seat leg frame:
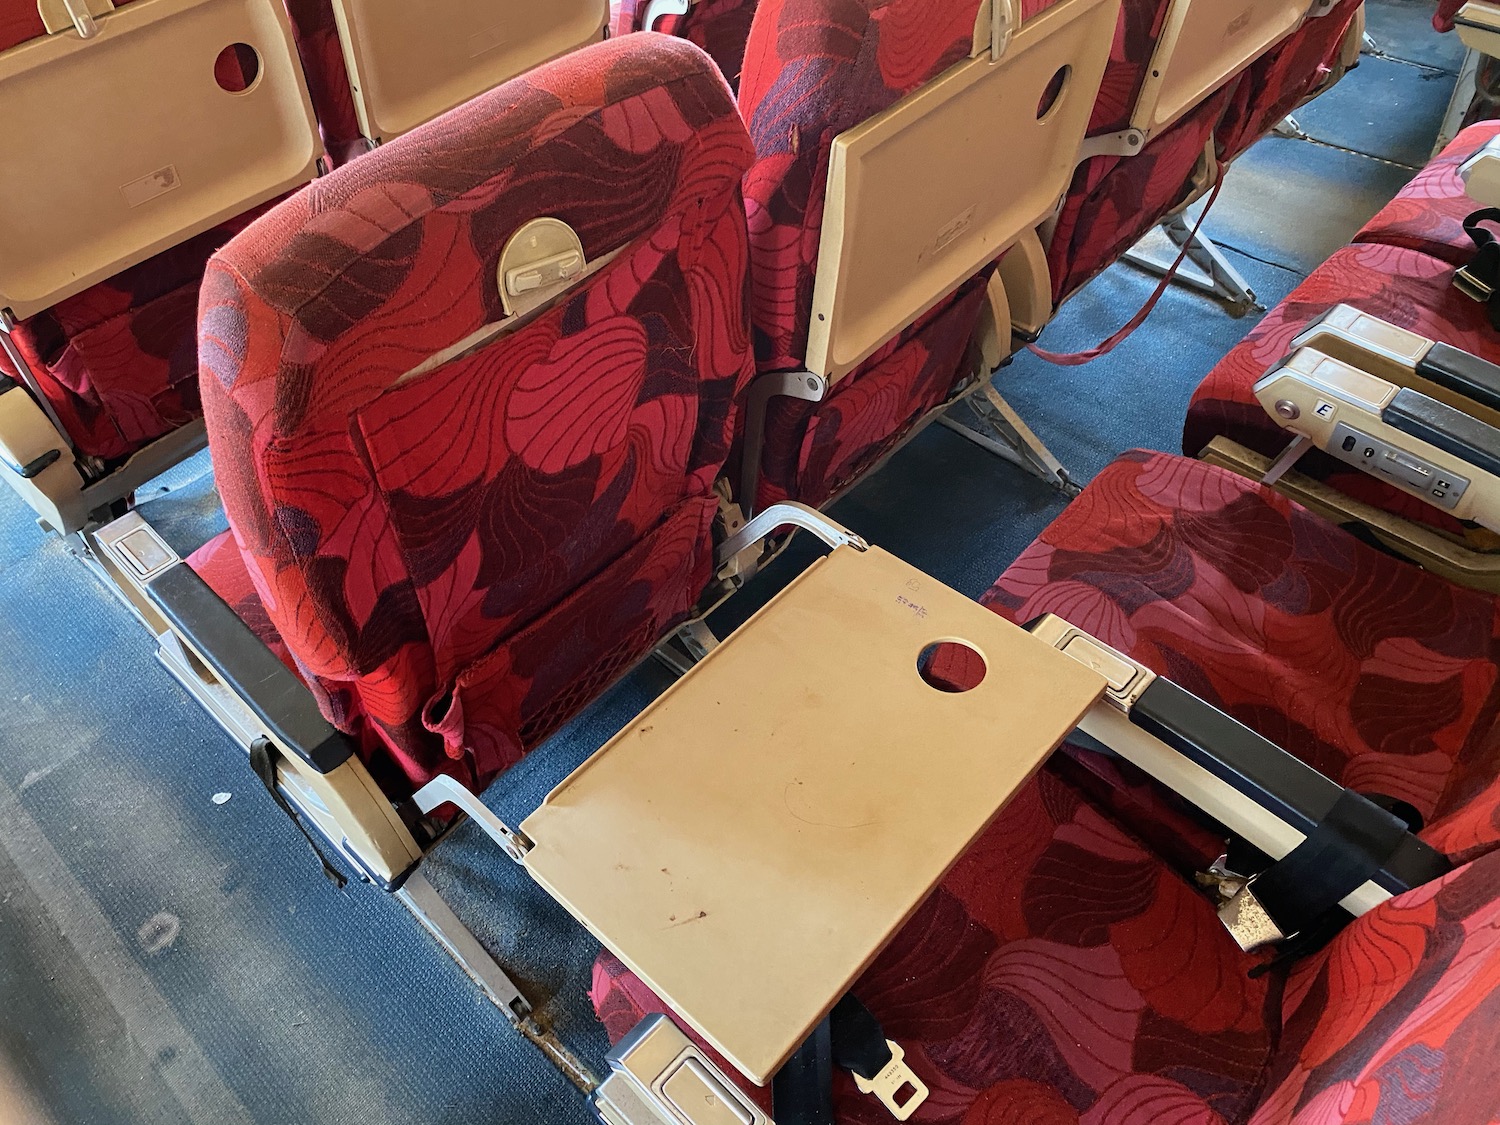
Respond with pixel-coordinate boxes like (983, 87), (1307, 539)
(1122, 213), (1262, 315)
(939, 380), (1080, 495)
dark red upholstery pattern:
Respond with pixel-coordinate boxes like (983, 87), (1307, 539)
(737, 0), (1050, 507)
(611, 0), (760, 89)
(986, 452), (1500, 856)
(1355, 121), (1500, 268)
(1182, 242), (1500, 542)
(283, 0), (368, 166)
(1435, 0), (1465, 32)
(0, 205), (276, 461)
(1048, 89), (1232, 305)
(1087, 0), (1168, 137)
(197, 34), (757, 798)
(592, 452), (1500, 1124)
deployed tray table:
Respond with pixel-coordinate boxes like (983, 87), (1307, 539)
(519, 545), (1106, 1086)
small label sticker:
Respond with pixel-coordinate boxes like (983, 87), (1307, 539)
(1314, 400), (1337, 421)
(121, 165), (180, 208)
(923, 207), (976, 260)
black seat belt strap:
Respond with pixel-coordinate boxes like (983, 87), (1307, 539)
(1456, 208), (1500, 329)
(1220, 788), (1410, 953)
(249, 737), (349, 889)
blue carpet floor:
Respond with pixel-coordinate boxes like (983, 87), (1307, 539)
(0, 19), (1459, 1124)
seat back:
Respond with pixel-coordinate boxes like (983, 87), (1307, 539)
(0, 0), (322, 322)
(804, 0), (1118, 380)
(738, 0), (1114, 377)
(612, 0), (759, 88)
(198, 34), (756, 797)
(324, 0), (609, 143)
(1130, 0), (1317, 141)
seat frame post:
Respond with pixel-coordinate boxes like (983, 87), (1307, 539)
(938, 380), (1080, 495)
(1121, 212), (1262, 315)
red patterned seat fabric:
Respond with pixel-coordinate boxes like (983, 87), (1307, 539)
(0, 206), (275, 462)
(1182, 242), (1500, 543)
(196, 34), (757, 799)
(610, 0), (760, 89)
(1047, 0), (1361, 307)
(1354, 121), (1500, 267)
(592, 452), (1500, 1123)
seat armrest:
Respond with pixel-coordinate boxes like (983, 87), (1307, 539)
(1129, 676), (1449, 899)
(1254, 348), (1500, 532)
(1455, 2), (1500, 60)
(145, 563), (356, 774)
(1030, 616), (1451, 916)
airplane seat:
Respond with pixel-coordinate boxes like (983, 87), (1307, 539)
(737, 0), (1119, 510)
(193, 32), (757, 798)
(1354, 120), (1500, 268)
(610, 0), (758, 89)
(0, 0), (323, 535)
(1045, 0), (1364, 308)
(592, 450), (1500, 1123)
(1, 203), (277, 465)
(1182, 243), (1500, 557)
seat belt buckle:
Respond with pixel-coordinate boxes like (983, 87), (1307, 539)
(851, 1040), (928, 1121)
(1454, 263), (1496, 305)
(1217, 878), (1291, 953)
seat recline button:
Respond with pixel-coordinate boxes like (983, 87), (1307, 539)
(663, 1058), (756, 1125)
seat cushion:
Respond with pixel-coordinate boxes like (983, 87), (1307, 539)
(985, 451), (1500, 860)
(187, 530), (295, 671)
(1182, 243), (1500, 542)
(593, 766), (1278, 1124)
(1354, 121), (1500, 268)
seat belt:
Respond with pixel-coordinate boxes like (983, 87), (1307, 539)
(1208, 789), (1418, 956)
(773, 995), (928, 1124)
(249, 737), (349, 889)
(1454, 207), (1500, 328)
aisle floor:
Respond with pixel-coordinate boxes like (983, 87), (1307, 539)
(0, 11), (1466, 1123)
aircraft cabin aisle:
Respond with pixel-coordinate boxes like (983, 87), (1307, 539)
(0, 3), (1479, 1123)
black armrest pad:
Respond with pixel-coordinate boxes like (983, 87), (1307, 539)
(1418, 342), (1500, 416)
(147, 563), (355, 774)
(1383, 387), (1500, 479)
(1131, 678), (1450, 896)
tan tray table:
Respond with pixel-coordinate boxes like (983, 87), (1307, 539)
(521, 545), (1105, 1085)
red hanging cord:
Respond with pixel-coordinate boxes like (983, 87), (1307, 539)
(1028, 164), (1230, 367)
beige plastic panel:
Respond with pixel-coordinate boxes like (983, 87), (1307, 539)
(330, 0), (608, 143)
(1254, 348), (1500, 533)
(1456, 1), (1500, 56)
(522, 545), (1105, 1085)
(1292, 305), (1500, 430)
(804, 0), (1119, 380)
(1201, 436), (1500, 592)
(0, 386), (208, 535)
(1132, 0), (1310, 139)
(0, 0), (320, 321)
